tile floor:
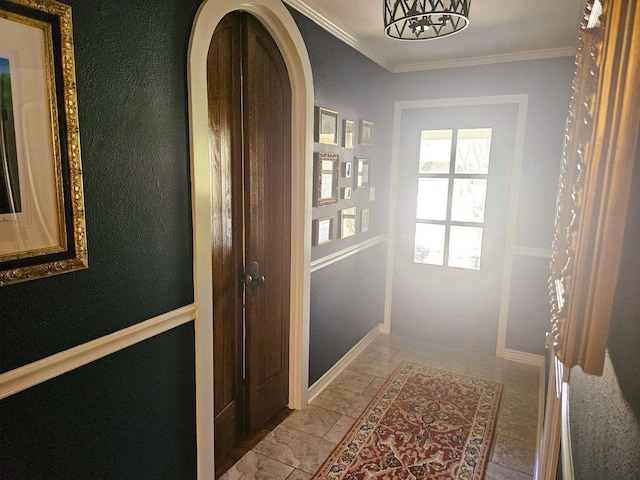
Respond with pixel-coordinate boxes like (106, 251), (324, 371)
(220, 334), (541, 480)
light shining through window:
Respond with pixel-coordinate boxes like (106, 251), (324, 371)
(413, 128), (492, 270)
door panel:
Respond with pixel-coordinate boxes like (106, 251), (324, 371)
(208, 11), (291, 465)
(243, 14), (291, 432)
(208, 14), (244, 463)
(392, 104), (518, 353)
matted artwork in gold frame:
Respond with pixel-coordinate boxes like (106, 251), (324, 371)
(343, 119), (354, 148)
(340, 207), (357, 239)
(0, 0), (87, 286)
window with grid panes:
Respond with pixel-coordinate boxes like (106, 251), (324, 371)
(413, 128), (492, 270)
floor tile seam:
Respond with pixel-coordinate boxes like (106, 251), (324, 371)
(250, 443), (323, 476)
(277, 422), (342, 445)
(495, 430), (538, 447)
(286, 470), (311, 480)
(491, 459), (535, 476)
(284, 406), (343, 441)
(341, 367), (378, 391)
(284, 422), (341, 442)
(497, 412), (538, 425)
(250, 450), (295, 474)
(497, 406), (538, 421)
(502, 388), (539, 399)
(487, 461), (534, 479)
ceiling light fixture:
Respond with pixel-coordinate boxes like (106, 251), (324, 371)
(384, 0), (471, 41)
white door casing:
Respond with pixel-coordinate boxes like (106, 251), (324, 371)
(187, 1), (314, 477)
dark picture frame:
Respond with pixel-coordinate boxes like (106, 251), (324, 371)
(313, 216), (334, 246)
(0, 0), (87, 286)
(342, 161), (352, 178)
(316, 107), (339, 144)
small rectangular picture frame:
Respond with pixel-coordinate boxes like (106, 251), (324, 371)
(356, 157), (371, 189)
(313, 216), (334, 246)
(342, 161), (352, 178)
(314, 152), (339, 206)
(360, 119), (373, 145)
(340, 207), (357, 239)
(342, 187), (352, 200)
(316, 107), (339, 145)
(343, 119), (354, 148)
(361, 208), (370, 233)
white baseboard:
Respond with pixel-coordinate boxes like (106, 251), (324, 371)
(561, 381), (575, 480)
(503, 348), (545, 366)
(0, 304), (196, 400)
(307, 323), (382, 402)
(534, 359), (547, 480)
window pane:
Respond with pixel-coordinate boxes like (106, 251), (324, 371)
(419, 129), (453, 173)
(414, 223), (445, 265)
(448, 226), (483, 270)
(417, 178), (448, 221)
(451, 179), (487, 223)
(455, 128), (492, 174)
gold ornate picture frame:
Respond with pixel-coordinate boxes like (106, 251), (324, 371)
(0, 0), (87, 286)
(549, 0), (640, 375)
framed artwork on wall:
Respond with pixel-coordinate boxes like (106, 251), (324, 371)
(316, 107), (338, 144)
(356, 157), (371, 189)
(0, 0), (88, 286)
(342, 187), (352, 200)
(313, 216), (334, 246)
(343, 119), (354, 148)
(361, 208), (370, 233)
(360, 119), (373, 145)
(342, 161), (352, 178)
(340, 207), (357, 239)
(313, 152), (339, 206)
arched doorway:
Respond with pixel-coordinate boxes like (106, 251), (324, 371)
(187, 0), (314, 476)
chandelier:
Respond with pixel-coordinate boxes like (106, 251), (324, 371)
(384, 0), (471, 41)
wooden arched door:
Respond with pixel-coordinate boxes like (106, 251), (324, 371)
(207, 11), (292, 467)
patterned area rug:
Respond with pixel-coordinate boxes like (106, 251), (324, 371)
(313, 361), (503, 479)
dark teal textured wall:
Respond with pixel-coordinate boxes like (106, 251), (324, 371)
(0, 324), (196, 480)
(0, 0), (198, 373)
(0, 0), (200, 478)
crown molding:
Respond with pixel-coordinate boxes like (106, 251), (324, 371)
(283, 1), (577, 74)
(282, 0), (395, 72)
(392, 46), (577, 73)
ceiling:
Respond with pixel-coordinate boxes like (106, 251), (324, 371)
(283, 0), (587, 73)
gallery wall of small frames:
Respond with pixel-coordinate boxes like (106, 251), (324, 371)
(313, 106), (376, 246)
